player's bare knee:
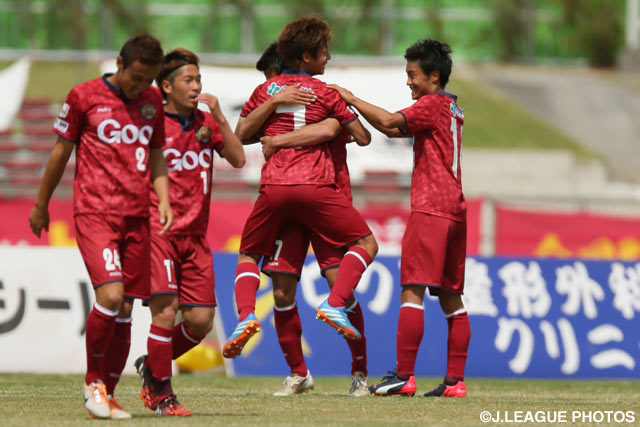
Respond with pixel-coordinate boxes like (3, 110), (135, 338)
(273, 289), (295, 307)
(439, 293), (464, 314)
(357, 234), (378, 259)
(186, 319), (213, 338)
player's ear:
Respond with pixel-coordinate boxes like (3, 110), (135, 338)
(429, 70), (440, 86)
(115, 56), (124, 72)
(301, 51), (312, 64)
(161, 79), (173, 96)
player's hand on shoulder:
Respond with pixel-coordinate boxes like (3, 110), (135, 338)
(328, 83), (355, 104)
(28, 204), (49, 238)
(273, 83), (316, 106)
(260, 135), (278, 160)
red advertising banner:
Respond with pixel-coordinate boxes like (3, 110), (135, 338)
(496, 205), (640, 260)
(0, 197), (482, 255)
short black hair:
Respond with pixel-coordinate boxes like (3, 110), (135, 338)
(404, 39), (453, 89)
(256, 42), (283, 75)
(157, 48), (200, 99)
(119, 34), (164, 69)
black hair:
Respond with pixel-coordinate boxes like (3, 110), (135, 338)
(256, 42), (283, 75)
(119, 34), (163, 69)
(404, 39), (452, 89)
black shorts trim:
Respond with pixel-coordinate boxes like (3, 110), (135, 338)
(319, 264), (339, 277)
(94, 279), (124, 289)
(260, 268), (301, 281)
(179, 302), (217, 308)
(400, 282), (463, 296)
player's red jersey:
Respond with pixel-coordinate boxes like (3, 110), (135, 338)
(329, 128), (352, 202)
(150, 109), (224, 235)
(399, 92), (466, 222)
(241, 71), (357, 185)
(54, 75), (165, 217)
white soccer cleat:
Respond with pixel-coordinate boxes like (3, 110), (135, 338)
(348, 371), (369, 396)
(83, 381), (111, 419)
(108, 395), (132, 419)
(273, 370), (315, 396)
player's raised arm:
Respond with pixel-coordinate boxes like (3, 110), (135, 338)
(28, 136), (74, 238)
(329, 83), (405, 138)
(198, 93), (246, 168)
(150, 147), (173, 234)
(235, 84), (316, 144)
(260, 117), (341, 160)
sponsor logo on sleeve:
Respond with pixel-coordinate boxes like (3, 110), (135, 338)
(195, 126), (211, 143)
(450, 101), (464, 119)
(58, 103), (69, 118)
(140, 103), (157, 120)
(54, 118), (69, 133)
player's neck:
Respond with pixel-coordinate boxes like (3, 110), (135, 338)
(165, 101), (194, 119)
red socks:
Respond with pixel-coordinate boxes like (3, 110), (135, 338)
(328, 246), (372, 307)
(273, 303), (307, 377)
(103, 317), (131, 395)
(446, 310), (470, 380)
(146, 324), (173, 382)
(395, 303), (424, 378)
(85, 303), (117, 385)
(346, 300), (367, 375)
(172, 322), (203, 360)
(234, 262), (261, 320)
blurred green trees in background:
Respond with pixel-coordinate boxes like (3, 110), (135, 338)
(0, 0), (626, 66)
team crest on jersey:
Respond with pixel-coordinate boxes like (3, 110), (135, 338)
(195, 126), (211, 143)
(140, 103), (156, 120)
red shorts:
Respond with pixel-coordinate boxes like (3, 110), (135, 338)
(240, 184), (371, 257)
(75, 214), (150, 299)
(150, 233), (216, 307)
(261, 226), (345, 277)
(400, 212), (466, 295)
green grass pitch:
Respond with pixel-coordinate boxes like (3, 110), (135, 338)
(1, 373), (638, 426)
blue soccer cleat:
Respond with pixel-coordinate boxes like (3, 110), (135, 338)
(222, 313), (261, 359)
(315, 298), (362, 341)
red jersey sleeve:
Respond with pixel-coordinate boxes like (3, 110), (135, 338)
(399, 96), (439, 135)
(240, 84), (265, 117)
(323, 86), (357, 125)
(54, 88), (83, 143)
(208, 115), (225, 156)
(149, 94), (165, 149)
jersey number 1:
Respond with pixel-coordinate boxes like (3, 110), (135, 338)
(450, 117), (462, 178)
(276, 104), (306, 130)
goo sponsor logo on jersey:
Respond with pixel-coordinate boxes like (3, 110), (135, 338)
(97, 119), (153, 145)
(164, 148), (212, 171)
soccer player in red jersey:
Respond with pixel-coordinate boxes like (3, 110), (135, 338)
(28, 34), (172, 419)
(133, 48), (246, 416)
(234, 42), (370, 396)
(222, 17), (378, 365)
(330, 39), (470, 397)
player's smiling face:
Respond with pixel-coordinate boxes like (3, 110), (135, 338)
(166, 64), (202, 112)
(305, 45), (331, 76)
(117, 59), (161, 100)
(405, 60), (439, 99)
